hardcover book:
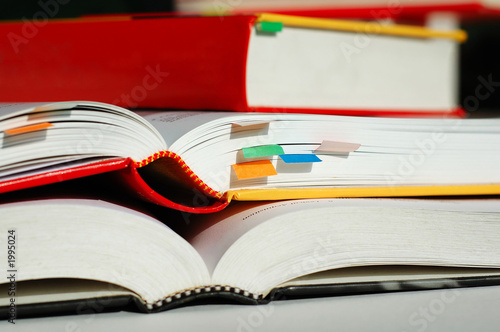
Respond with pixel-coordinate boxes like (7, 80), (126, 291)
(1, 101), (500, 213)
(173, 0), (500, 20)
(1, 197), (500, 317)
(0, 13), (465, 116)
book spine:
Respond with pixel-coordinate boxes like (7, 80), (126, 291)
(134, 151), (223, 200)
(0, 152), (230, 213)
(121, 151), (229, 213)
(143, 285), (263, 313)
(0, 16), (254, 112)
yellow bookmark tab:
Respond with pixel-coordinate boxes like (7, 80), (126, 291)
(256, 13), (467, 42)
(232, 160), (277, 180)
(315, 141), (361, 154)
(5, 122), (53, 135)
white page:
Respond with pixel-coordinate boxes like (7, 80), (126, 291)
(246, 24), (456, 110)
(0, 102), (165, 176)
(0, 102), (61, 119)
(151, 112), (500, 192)
(0, 199), (211, 305)
(186, 198), (500, 276)
(142, 111), (236, 147)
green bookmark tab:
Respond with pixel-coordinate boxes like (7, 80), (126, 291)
(243, 145), (284, 158)
(256, 21), (283, 33)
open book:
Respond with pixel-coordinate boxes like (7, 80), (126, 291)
(1, 101), (500, 212)
(1, 197), (500, 318)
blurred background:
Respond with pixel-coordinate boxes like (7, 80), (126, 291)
(0, 0), (175, 20)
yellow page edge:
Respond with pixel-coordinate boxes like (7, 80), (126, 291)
(225, 184), (500, 202)
(256, 13), (467, 43)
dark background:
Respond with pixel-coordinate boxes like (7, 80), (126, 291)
(1, 0), (499, 114)
(0, 0), (175, 20)
(460, 19), (500, 114)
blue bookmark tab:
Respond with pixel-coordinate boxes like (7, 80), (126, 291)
(279, 154), (322, 163)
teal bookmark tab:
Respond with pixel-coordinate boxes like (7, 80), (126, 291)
(256, 21), (283, 33)
(243, 145), (284, 158)
(279, 154), (322, 163)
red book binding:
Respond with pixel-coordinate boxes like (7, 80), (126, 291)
(1, 101), (499, 214)
(0, 156), (230, 214)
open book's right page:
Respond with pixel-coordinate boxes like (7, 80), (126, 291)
(183, 198), (500, 297)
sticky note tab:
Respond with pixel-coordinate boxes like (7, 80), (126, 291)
(243, 145), (284, 158)
(256, 21), (283, 33)
(230, 122), (270, 140)
(315, 141), (361, 154)
(279, 154), (322, 163)
(5, 122), (53, 135)
(232, 160), (277, 180)
(232, 120), (270, 128)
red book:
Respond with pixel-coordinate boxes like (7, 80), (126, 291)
(0, 13), (465, 117)
(1, 102), (500, 214)
(174, 1), (500, 21)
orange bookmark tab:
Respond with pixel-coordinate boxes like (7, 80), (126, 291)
(232, 160), (277, 180)
(315, 140), (361, 154)
(5, 122), (53, 135)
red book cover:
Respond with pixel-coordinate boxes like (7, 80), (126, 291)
(0, 155), (230, 214)
(1, 15), (253, 112)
